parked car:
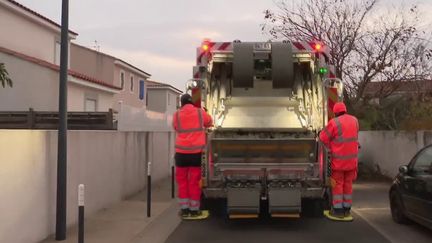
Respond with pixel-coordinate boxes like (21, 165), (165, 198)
(389, 144), (432, 230)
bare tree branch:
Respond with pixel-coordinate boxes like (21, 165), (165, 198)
(262, 0), (431, 107)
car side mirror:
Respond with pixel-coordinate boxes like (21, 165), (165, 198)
(399, 165), (409, 174)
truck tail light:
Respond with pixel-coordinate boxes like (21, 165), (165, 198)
(202, 44), (209, 51)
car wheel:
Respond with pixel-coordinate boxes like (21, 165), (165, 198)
(390, 191), (409, 224)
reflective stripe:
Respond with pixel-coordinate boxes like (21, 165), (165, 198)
(323, 128), (332, 139)
(334, 137), (358, 143)
(333, 194), (343, 200)
(334, 117), (343, 137)
(177, 127), (205, 133)
(190, 200), (200, 211)
(190, 200), (200, 206)
(175, 145), (206, 151)
(180, 204), (189, 209)
(176, 109), (204, 133)
(178, 198), (189, 204)
(343, 194), (352, 200)
(178, 198), (190, 209)
(333, 203), (343, 209)
(197, 109), (203, 129)
(333, 116), (358, 143)
(332, 153), (358, 160)
(343, 202), (352, 208)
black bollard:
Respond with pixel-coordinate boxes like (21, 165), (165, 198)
(78, 184), (85, 243)
(147, 161), (152, 218)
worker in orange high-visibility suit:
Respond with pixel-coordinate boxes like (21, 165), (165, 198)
(320, 102), (359, 219)
(172, 94), (213, 219)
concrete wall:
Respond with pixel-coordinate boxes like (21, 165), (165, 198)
(0, 2), (60, 64)
(0, 130), (174, 243)
(359, 131), (432, 178)
(118, 104), (173, 132)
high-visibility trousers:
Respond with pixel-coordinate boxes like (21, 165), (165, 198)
(176, 166), (201, 211)
(331, 170), (357, 209)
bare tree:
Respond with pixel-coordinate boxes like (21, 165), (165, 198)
(263, 0), (432, 105)
(0, 63), (13, 88)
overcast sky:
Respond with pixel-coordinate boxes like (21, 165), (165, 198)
(15, 0), (432, 90)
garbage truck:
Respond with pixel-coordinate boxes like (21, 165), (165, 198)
(185, 39), (343, 219)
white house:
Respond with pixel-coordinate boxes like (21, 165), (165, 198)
(70, 43), (151, 112)
(146, 80), (182, 114)
(0, 0), (120, 112)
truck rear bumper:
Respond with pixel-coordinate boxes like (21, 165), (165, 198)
(203, 186), (324, 199)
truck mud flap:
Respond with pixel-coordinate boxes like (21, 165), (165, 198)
(233, 43), (254, 88)
(227, 187), (260, 219)
(272, 42), (294, 89)
(268, 188), (301, 218)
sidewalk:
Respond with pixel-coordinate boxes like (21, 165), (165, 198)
(41, 179), (180, 243)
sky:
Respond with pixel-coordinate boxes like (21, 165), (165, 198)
(15, 0), (432, 90)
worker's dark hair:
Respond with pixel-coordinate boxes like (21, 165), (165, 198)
(180, 94), (193, 107)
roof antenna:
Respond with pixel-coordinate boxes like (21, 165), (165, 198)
(93, 40), (100, 52)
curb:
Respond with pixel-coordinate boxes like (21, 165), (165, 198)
(131, 201), (180, 243)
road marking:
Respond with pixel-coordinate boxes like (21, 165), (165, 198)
(355, 207), (390, 211)
(352, 208), (396, 243)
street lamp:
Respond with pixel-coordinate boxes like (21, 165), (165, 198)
(56, 0), (69, 240)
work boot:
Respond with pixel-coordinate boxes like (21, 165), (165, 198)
(344, 208), (352, 218)
(189, 210), (203, 218)
(330, 208), (345, 218)
(179, 209), (190, 218)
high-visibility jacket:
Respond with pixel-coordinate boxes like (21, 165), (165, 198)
(173, 104), (213, 154)
(319, 114), (359, 171)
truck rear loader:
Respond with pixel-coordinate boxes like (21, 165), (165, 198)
(185, 39), (343, 219)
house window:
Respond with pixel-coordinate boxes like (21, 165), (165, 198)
(120, 71), (125, 90)
(85, 98), (97, 112)
(139, 80), (145, 100)
(54, 41), (61, 65)
(130, 75), (134, 92)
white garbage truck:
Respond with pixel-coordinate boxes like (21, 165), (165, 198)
(185, 39), (343, 219)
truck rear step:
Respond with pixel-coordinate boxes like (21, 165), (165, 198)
(227, 187), (260, 218)
(268, 188), (301, 218)
(226, 186), (302, 219)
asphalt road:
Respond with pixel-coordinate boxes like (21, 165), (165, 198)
(166, 212), (390, 243)
(353, 181), (432, 243)
(165, 181), (432, 243)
